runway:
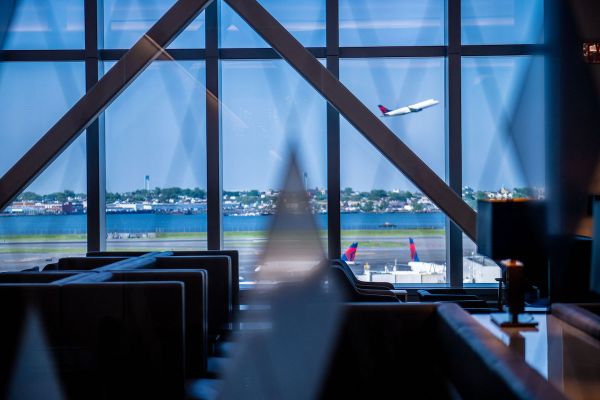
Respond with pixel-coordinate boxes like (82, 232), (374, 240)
(0, 236), (478, 278)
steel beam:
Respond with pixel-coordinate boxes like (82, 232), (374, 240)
(326, 0), (341, 260)
(206, 2), (222, 250)
(85, 0), (106, 251)
(0, 0), (214, 211)
(447, 0), (464, 286)
(225, 0), (477, 240)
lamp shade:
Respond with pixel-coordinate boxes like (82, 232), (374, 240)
(476, 199), (546, 261)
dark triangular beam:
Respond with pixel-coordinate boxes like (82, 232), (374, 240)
(0, 0), (213, 210)
(225, 0), (476, 239)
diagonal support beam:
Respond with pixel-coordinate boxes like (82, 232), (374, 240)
(225, 0), (477, 240)
(0, 0), (213, 210)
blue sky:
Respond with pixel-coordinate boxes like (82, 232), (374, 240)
(0, 0), (545, 195)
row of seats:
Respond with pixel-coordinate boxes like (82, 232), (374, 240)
(0, 251), (239, 400)
(1, 255), (576, 399)
(188, 260), (565, 400)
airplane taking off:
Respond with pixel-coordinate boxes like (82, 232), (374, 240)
(341, 242), (359, 265)
(407, 237), (446, 274)
(378, 99), (439, 117)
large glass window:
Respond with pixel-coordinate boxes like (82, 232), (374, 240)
(462, 0), (544, 45)
(219, 0), (325, 48)
(221, 59), (327, 283)
(0, 61), (86, 271)
(339, 0), (446, 47)
(462, 55), (545, 283)
(2, 0), (84, 50)
(339, 58), (447, 284)
(103, 0), (205, 48)
(104, 60), (207, 252)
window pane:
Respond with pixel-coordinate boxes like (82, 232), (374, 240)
(0, 62), (85, 177)
(462, 0), (544, 45)
(340, 58), (447, 284)
(103, 0), (205, 48)
(104, 60), (207, 251)
(221, 60), (327, 283)
(462, 56), (545, 283)
(2, 0), (84, 49)
(219, 0), (325, 48)
(1, 136), (87, 271)
(339, 0), (445, 47)
(340, 58), (446, 180)
(340, 125), (447, 284)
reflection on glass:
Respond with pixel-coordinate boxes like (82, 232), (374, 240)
(2, 0), (84, 49)
(104, 60), (207, 251)
(219, 0), (325, 48)
(462, 56), (545, 203)
(103, 0), (205, 48)
(221, 60), (327, 283)
(339, 0), (445, 47)
(462, 0), (544, 45)
(462, 56), (544, 283)
(0, 135), (87, 271)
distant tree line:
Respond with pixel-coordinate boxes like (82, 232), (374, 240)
(16, 186), (539, 205)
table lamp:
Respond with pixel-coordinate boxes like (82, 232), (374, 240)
(477, 199), (546, 327)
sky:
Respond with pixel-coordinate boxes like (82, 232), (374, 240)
(0, 0), (545, 195)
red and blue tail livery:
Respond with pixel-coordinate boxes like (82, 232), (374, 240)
(409, 237), (420, 262)
(342, 242), (358, 262)
(378, 105), (391, 115)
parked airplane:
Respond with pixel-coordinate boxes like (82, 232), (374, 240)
(407, 237), (446, 274)
(341, 242), (359, 265)
(378, 99), (439, 117)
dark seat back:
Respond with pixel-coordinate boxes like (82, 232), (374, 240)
(173, 251), (240, 306)
(0, 272), (78, 283)
(52, 257), (128, 271)
(321, 303), (444, 398)
(154, 256), (233, 339)
(87, 250), (240, 307)
(108, 270), (208, 378)
(0, 285), (61, 399)
(60, 282), (185, 399)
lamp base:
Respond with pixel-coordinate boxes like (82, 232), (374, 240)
(491, 312), (538, 328)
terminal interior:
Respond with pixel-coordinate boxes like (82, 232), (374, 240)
(1, 0), (600, 399)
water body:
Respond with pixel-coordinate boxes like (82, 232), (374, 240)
(0, 212), (445, 236)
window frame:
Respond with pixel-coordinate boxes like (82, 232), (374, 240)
(0, 0), (545, 288)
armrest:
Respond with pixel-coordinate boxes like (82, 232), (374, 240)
(356, 281), (395, 290)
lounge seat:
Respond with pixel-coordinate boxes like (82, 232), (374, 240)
(329, 263), (399, 302)
(552, 303), (600, 340)
(321, 303), (565, 400)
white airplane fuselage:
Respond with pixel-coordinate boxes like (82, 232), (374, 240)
(408, 261), (446, 274)
(382, 98), (439, 117)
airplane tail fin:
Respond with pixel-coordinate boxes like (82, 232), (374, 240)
(378, 105), (391, 115)
(409, 238), (420, 262)
(341, 242), (358, 262)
